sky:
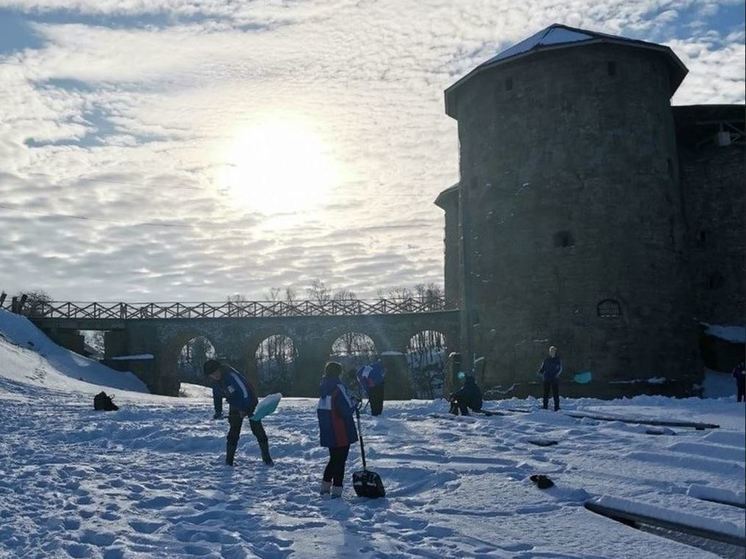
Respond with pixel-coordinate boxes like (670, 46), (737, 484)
(0, 0), (744, 303)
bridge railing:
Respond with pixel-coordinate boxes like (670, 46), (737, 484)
(15, 297), (450, 319)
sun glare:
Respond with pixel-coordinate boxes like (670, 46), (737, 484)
(219, 118), (338, 215)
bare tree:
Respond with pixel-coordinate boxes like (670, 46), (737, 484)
(178, 336), (216, 382)
(331, 332), (377, 387)
(16, 289), (52, 317)
(333, 288), (357, 301)
(387, 286), (413, 300)
(284, 287), (297, 303)
(266, 287), (282, 301)
(307, 279), (332, 304)
(256, 335), (296, 394)
(407, 330), (447, 398)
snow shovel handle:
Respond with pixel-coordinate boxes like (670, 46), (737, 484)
(355, 406), (367, 471)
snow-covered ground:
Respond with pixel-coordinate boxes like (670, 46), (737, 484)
(1, 310), (745, 558)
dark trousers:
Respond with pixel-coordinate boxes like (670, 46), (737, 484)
(737, 380), (745, 402)
(323, 445), (350, 487)
(369, 383), (385, 416)
(543, 379), (560, 411)
(227, 408), (269, 447)
(449, 397), (478, 415)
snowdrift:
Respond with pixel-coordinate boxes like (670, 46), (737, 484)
(0, 309), (148, 394)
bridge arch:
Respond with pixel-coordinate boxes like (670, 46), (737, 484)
(253, 333), (298, 396)
(406, 329), (448, 399)
(177, 335), (217, 384)
(159, 327), (223, 393)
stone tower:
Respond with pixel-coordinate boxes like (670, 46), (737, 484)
(441, 24), (701, 394)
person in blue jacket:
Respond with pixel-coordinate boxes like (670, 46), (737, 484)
(204, 359), (273, 466)
(537, 345), (562, 411)
(449, 372), (483, 415)
(357, 360), (386, 416)
(317, 361), (359, 498)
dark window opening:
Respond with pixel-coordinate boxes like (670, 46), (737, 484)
(597, 299), (622, 318)
(706, 273), (724, 290)
(505, 77), (513, 91)
(666, 158), (674, 178)
(607, 61), (616, 76)
(698, 230), (707, 245)
(553, 230), (575, 248)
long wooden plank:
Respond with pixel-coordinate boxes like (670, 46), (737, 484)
(585, 500), (746, 547)
(565, 410), (719, 430)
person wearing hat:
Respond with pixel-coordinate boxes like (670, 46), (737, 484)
(537, 345), (562, 411)
(449, 371), (483, 415)
(204, 359), (273, 466)
(317, 361), (359, 498)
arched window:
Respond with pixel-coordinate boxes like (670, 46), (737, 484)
(597, 299), (622, 318)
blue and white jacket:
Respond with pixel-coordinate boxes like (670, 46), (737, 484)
(538, 356), (563, 381)
(356, 361), (385, 395)
(317, 375), (358, 448)
(211, 367), (258, 416)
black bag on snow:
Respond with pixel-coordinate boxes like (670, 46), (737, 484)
(352, 407), (385, 498)
(93, 391), (119, 411)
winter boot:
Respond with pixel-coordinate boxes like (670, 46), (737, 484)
(226, 442), (238, 466)
(330, 485), (343, 499)
(258, 441), (274, 466)
(319, 481), (332, 495)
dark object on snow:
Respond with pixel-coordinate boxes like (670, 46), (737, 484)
(528, 439), (558, 447)
(530, 474), (554, 489)
(93, 391), (119, 411)
(352, 406), (385, 498)
(449, 375), (483, 415)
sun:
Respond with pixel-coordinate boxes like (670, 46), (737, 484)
(219, 117), (338, 215)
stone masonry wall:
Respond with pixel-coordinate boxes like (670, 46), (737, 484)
(451, 44), (700, 394)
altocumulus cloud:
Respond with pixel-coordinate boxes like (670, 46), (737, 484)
(0, 0), (743, 301)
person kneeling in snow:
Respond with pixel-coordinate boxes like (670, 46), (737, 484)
(357, 360), (385, 416)
(317, 361), (359, 498)
(204, 359), (273, 466)
(449, 372), (483, 415)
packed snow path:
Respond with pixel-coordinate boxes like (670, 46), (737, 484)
(1, 381), (744, 558)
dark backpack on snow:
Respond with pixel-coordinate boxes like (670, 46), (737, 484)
(94, 391), (119, 411)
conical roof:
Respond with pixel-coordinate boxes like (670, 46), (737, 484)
(445, 23), (688, 117)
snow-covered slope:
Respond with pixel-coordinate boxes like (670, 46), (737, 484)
(0, 310), (744, 558)
(0, 309), (148, 394)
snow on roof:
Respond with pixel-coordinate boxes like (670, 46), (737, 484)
(702, 323), (746, 344)
(484, 25), (595, 65)
(445, 23), (688, 117)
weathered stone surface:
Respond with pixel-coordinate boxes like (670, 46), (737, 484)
(439, 40), (744, 398)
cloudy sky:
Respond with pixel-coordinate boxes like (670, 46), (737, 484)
(0, 0), (743, 303)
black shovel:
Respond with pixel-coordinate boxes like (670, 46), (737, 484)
(352, 406), (385, 498)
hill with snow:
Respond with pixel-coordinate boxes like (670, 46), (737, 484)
(0, 309), (149, 395)
(0, 309), (744, 558)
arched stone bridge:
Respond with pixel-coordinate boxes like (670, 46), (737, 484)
(25, 299), (459, 397)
